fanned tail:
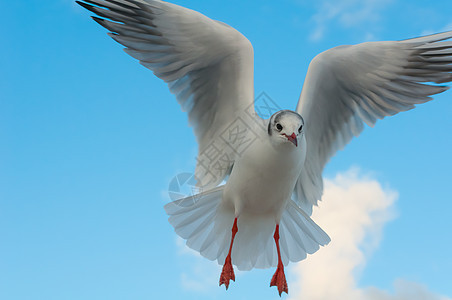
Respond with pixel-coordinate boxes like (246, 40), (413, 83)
(164, 190), (330, 271)
(279, 200), (331, 263)
(235, 200), (330, 270)
(164, 186), (228, 260)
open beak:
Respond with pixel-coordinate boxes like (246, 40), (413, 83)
(284, 133), (298, 147)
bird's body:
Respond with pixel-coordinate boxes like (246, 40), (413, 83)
(223, 113), (306, 219)
(224, 144), (299, 217)
(77, 0), (452, 296)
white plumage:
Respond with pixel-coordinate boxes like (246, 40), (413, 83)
(77, 0), (452, 295)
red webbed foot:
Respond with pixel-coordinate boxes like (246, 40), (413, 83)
(219, 218), (238, 290)
(270, 263), (288, 296)
(219, 255), (235, 289)
(270, 224), (288, 296)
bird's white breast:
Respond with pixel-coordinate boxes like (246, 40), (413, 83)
(222, 131), (306, 220)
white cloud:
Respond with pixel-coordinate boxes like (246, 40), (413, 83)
(309, 0), (392, 41)
(180, 263), (220, 293)
(175, 237), (222, 293)
(364, 279), (452, 300)
(288, 169), (451, 300)
(421, 22), (452, 37)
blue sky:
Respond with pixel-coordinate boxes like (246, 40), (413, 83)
(1, 0), (451, 299)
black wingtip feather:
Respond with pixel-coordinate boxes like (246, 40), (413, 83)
(76, 1), (101, 17)
(76, 1), (92, 11)
(90, 16), (115, 33)
(106, 0), (140, 10)
(91, 15), (106, 26)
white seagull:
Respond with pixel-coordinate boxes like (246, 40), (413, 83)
(77, 0), (452, 295)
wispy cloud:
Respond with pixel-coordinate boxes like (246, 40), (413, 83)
(364, 279), (452, 300)
(309, 0), (392, 41)
(175, 237), (222, 293)
(289, 169), (451, 300)
(421, 22), (452, 37)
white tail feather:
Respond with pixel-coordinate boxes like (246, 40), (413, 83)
(164, 187), (330, 271)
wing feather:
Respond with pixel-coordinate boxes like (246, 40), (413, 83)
(78, 0), (255, 187)
(295, 31), (452, 214)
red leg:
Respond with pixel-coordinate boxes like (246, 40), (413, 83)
(270, 224), (288, 296)
(219, 217), (238, 289)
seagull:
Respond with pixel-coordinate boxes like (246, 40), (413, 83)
(77, 0), (452, 296)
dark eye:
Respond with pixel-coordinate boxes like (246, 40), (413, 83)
(298, 125), (303, 133)
(276, 123), (283, 131)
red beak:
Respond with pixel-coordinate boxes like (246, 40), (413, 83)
(285, 133), (298, 147)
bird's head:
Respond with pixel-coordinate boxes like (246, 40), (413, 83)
(267, 110), (305, 148)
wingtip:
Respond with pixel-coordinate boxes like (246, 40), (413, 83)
(439, 85), (450, 93)
(76, 0), (107, 16)
(91, 15), (105, 26)
(401, 30), (452, 44)
(75, 0), (91, 11)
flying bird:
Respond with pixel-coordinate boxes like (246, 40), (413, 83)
(77, 0), (452, 295)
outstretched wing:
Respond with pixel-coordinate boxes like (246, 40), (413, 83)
(294, 31), (452, 214)
(77, 0), (255, 187)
